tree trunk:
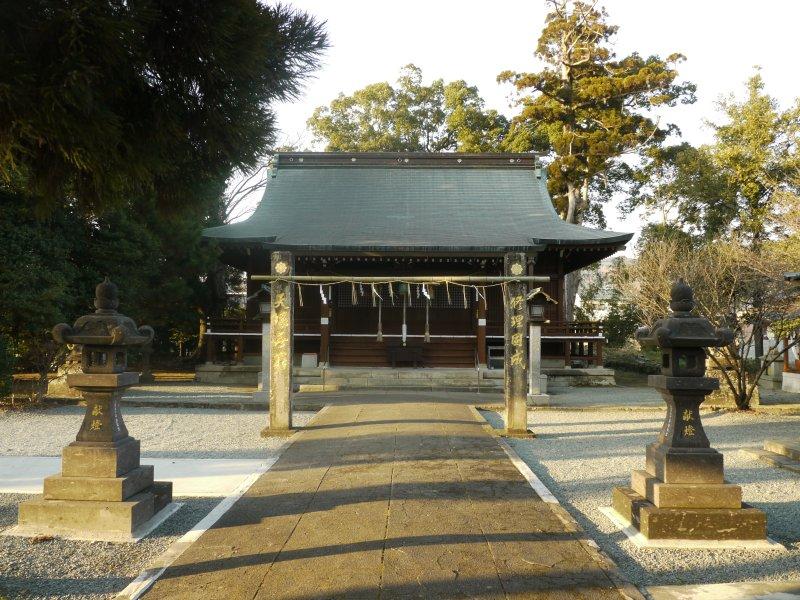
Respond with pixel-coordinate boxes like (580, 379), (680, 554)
(564, 270), (580, 322)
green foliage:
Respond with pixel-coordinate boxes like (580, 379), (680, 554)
(0, 335), (12, 398)
(0, 0), (327, 214)
(603, 301), (640, 348)
(603, 347), (660, 374)
(0, 186), (222, 388)
(308, 64), (508, 152)
(627, 73), (800, 243)
(574, 257), (641, 347)
(625, 143), (736, 238)
(499, 0), (695, 225)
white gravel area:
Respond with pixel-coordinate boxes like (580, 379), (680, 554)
(0, 406), (316, 459)
(483, 408), (800, 590)
(0, 493), (221, 599)
(0, 404), (315, 598)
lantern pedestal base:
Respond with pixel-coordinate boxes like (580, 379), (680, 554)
(15, 438), (174, 543)
(610, 486), (766, 542)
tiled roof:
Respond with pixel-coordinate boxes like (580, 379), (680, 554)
(203, 153), (633, 252)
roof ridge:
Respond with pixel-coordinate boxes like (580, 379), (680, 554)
(275, 152), (541, 170)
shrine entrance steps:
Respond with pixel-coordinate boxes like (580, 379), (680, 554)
(141, 394), (635, 599)
(295, 366), (503, 392)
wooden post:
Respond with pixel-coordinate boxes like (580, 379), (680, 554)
(264, 251), (294, 435)
(504, 252), (529, 435)
(320, 299), (330, 367)
(476, 296), (487, 367)
(235, 318), (244, 364)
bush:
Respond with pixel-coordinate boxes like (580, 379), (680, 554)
(604, 346), (661, 374)
(0, 335), (12, 398)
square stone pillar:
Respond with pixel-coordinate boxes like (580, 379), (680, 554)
(527, 322), (549, 405)
(264, 251), (294, 435)
(476, 296), (487, 368)
(319, 300), (330, 367)
(503, 252), (530, 436)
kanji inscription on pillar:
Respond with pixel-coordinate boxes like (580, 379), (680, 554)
(268, 251), (294, 432)
(504, 252), (529, 434)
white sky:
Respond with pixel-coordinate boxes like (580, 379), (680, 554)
(262, 0), (799, 241)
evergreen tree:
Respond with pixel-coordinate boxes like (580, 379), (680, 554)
(0, 0), (327, 214)
(499, 0), (695, 318)
(308, 64), (508, 152)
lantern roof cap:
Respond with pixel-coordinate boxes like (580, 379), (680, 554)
(52, 279), (153, 347)
(636, 280), (733, 349)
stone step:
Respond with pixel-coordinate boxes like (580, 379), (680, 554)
(740, 447), (800, 475)
(18, 491), (156, 536)
(44, 465), (154, 502)
(764, 438), (800, 461)
(612, 486), (765, 541)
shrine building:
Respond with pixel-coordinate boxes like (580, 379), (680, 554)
(198, 152), (632, 387)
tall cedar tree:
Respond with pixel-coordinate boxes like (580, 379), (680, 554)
(0, 0), (327, 214)
(499, 0), (695, 318)
(308, 64), (508, 152)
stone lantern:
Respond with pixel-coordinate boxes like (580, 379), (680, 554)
(15, 279), (174, 541)
(609, 279), (768, 544)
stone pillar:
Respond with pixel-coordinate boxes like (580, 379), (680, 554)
(15, 279), (173, 542)
(205, 320), (216, 365)
(503, 252), (530, 436)
(527, 322), (549, 405)
(320, 300), (330, 367)
(476, 296), (487, 367)
(139, 342), (154, 384)
(610, 280), (767, 544)
(257, 318), (270, 392)
(264, 251), (294, 435)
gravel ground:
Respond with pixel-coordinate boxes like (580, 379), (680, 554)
(484, 408), (800, 590)
(0, 493), (221, 599)
(0, 406), (316, 459)
(0, 405), (317, 597)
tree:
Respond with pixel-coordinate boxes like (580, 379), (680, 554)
(616, 238), (800, 409)
(627, 73), (800, 243)
(308, 64), (508, 152)
(624, 143), (735, 239)
(0, 0), (327, 214)
(499, 0), (695, 317)
(0, 194), (81, 399)
(707, 72), (800, 244)
(625, 73), (800, 355)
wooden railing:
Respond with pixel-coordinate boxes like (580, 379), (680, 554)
(204, 317), (606, 367)
(204, 316), (319, 364)
(542, 321), (605, 367)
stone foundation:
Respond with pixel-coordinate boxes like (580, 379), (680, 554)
(16, 438), (173, 542)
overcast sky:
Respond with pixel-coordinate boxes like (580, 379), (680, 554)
(263, 0), (798, 239)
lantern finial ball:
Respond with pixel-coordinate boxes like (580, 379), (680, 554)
(669, 278), (694, 315)
(94, 277), (120, 312)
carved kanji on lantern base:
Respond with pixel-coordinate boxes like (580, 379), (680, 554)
(11, 279), (175, 542)
(610, 280), (768, 543)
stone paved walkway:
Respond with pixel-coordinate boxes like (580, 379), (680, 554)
(143, 396), (631, 599)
